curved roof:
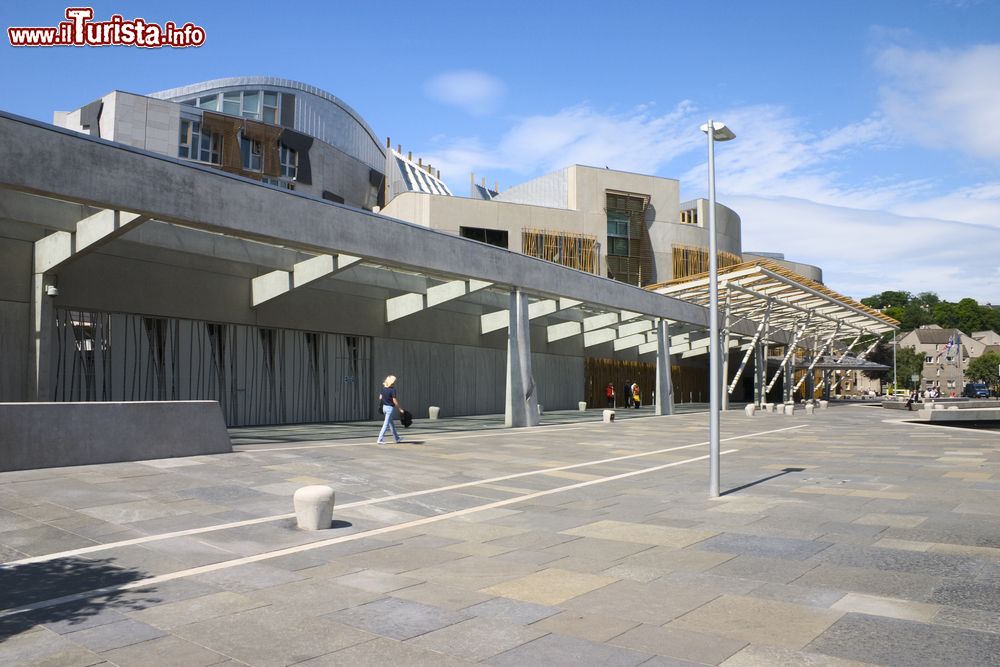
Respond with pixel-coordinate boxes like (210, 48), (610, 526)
(648, 258), (899, 340)
(149, 76), (384, 163)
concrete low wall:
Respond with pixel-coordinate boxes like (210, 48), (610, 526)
(0, 401), (232, 472)
(915, 407), (1000, 424)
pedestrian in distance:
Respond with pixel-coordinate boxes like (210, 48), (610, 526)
(377, 374), (404, 444)
(632, 382), (641, 408)
(605, 382), (615, 408)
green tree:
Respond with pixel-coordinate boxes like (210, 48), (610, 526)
(895, 346), (924, 390)
(967, 350), (1000, 394)
(955, 298), (988, 334)
(861, 291), (912, 310)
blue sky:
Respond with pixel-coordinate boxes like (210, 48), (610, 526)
(3, 0), (999, 303)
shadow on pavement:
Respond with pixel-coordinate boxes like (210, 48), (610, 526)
(0, 556), (156, 640)
(721, 467), (806, 496)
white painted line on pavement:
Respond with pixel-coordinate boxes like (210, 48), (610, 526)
(4, 424), (806, 567)
(0, 448), (738, 619)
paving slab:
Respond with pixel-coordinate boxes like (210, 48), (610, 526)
(0, 405), (997, 666)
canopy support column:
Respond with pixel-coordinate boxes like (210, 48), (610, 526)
(505, 289), (539, 428)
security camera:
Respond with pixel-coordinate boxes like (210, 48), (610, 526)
(45, 285), (59, 297)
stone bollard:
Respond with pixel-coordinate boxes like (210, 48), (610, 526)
(934, 404), (945, 410)
(537, 404), (544, 416)
(764, 403), (774, 413)
(784, 404), (795, 416)
(293, 485), (335, 531)
(805, 403), (815, 415)
(578, 401), (587, 412)
(947, 405), (959, 410)
(744, 404), (755, 417)
(603, 409), (615, 423)
(428, 406), (440, 420)
(819, 400), (828, 409)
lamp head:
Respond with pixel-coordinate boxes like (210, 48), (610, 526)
(700, 121), (735, 142)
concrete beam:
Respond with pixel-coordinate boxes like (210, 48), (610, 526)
(252, 253), (360, 307)
(547, 320), (582, 343)
(482, 296), (579, 335)
(35, 209), (146, 273)
(387, 279), (492, 322)
(583, 328), (617, 347)
(0, 114), (717, 330)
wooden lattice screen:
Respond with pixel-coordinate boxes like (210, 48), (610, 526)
(521, 228), (598, 274)
(671, 245), (742, 280)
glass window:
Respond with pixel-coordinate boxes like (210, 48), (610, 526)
(223, 91), (241, 116)
(178, 119), (191, 158)
(242, 92), (260, 118)
(178, 119), (220, 164)
(279, 144), (297, 179)
(240, 135), (263, 171)
(263, 91), (279, 124)
(609, 238), (630, 256)
(197, 94), (218, 111)
(607, 211), (630, 238)
(180, 99), (196, 107)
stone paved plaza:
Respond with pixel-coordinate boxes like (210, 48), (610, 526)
(1, 404), (999, 666)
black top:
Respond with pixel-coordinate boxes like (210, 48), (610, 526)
(379, 386), (396, 407)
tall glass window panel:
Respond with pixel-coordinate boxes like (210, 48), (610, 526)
(178, 119), (192, 158)
(197, 94), (218, 111)
(279, 144), (297, 179)
(263, 92), (279, 124)
(222, 91), (241, 116)
(242, 91), (260, 119)
(241, 135), (263, 171)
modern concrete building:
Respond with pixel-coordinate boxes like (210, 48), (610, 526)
(54, 77), (386, 209)
(0, 77), (891, 443)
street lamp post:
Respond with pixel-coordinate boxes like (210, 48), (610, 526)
(701, 120), (735, 499)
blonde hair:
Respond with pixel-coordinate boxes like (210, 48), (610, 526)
(383, 375), (397, 387)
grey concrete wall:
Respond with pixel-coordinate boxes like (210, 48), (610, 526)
(0, 401), (231, 471)
(373, 337), (584, 419)
(0, 235), (31, 401)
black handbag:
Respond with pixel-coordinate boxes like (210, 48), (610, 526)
(400, 410), (413, 428)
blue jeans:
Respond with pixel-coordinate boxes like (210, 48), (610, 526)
(378, 405), (400, 442)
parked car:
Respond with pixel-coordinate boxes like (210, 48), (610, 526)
(963, 383), (990, 398)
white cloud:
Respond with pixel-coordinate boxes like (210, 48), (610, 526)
(729, 195), (1000, 303)
(423, 70), (506, 116)
(875, 44), (1000, 158)
(416, 80), (997, 303)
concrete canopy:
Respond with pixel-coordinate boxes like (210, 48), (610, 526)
(0, 111), (721, 333)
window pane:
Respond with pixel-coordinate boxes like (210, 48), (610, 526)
(263, 92), (277, 106)
(223, 92), (240, 115)
(263, 108), (276, 124)
(198, 95), (218, 111)
(242, 92), (259, 113)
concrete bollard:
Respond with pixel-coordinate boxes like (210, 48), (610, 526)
(784, 404), (795, 416)
(744, 404), (755, 417)
(578, 401), (587, 412)
(819, 400), (828, 409)
(947, 405), (959, 410)
(934, 404), (945, 410)
(603, 409), (615, 423)
(805, 403), (814, 415)
(428, 406), (440, 420)
(764, 403), (774, 413)
(537, 404), (544, 416)
(293, 485), (335, 531)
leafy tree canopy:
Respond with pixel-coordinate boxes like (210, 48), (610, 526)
(862, 291), (1000, 335)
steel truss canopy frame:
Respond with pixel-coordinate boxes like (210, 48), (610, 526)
(648, 259), (899, 348)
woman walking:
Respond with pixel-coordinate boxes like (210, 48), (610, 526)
(377, 374), (404, 444)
